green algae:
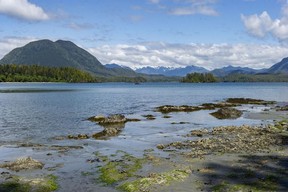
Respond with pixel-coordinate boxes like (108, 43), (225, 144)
(0, 175), (58, 192)
(119, 169), (191, 192)
(211, 177), (279, 192)
(99, 152), (145, 184)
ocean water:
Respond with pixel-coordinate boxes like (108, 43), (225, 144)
(0, 82), (288, 191)
(0, 82), (287, 145)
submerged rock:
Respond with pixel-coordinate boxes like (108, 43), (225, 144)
(210, 108), (243, 119)
(0, 157), (44, 171)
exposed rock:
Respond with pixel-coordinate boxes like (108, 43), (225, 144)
(93, 123), (125, 139)
(226, 98), (276, 105)
(87, 115), (106, 122)
(155, 102), (238, 113)
(189, 129), (209, 137)
(67, 134), (90, 140)
(142, 114), (156, 120)
(0, 157), (44, 171)
(275, 105), (288, 111)
(210, 108), (243, 119)
(98, 114), (127, 125)
(158, 123), (285, 158)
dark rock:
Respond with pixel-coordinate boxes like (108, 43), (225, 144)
(210, 108), (243, 119)
(275, 105), (288, 111)
(226, 98), (276, 105)
(98, 114), (127, 125)
(93, 123), (125, 139)
(67, 134), (90, 140)
(143, 114), (156, 120)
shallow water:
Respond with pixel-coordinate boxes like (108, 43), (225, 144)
(0, 82), (287, 191)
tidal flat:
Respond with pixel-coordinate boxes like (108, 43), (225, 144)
(0, 83), (288, 191)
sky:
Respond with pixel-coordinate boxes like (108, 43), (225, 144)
(1, 0), (288, 70)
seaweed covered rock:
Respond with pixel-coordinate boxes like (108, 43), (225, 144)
(226, 98), (275, 105)
(0, 157), (44, 171)
(210, 108), (243, 119)
(98, 114), (127, 125)
(93, 123), (125, 139)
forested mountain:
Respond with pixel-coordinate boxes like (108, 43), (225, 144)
(0, 40), (138, 78)
(211, 65), (259, 77)
(266, 57), (288, 74)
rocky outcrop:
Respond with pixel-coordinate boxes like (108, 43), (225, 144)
(226, 98), (276, 105)
(210, 108), (243, 119)
(157, 124), (285, 158)
(155, 98), (275, 113)
(155, 102), (238, 113)
(0, 157), (44, 171)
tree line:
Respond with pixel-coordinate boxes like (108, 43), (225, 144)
(181, 73), (218, 83)
(0, 64), (97, 83)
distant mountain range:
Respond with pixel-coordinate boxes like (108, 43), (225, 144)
(135, 60), (288, 77)
(0, 39), (288, 80)
(135, 66), (209, 76)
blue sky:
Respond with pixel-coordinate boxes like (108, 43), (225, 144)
(1, 0), (288, 69)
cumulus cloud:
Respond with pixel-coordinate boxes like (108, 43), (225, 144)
(0, 0), (50, 21)
(88, 42), (288, 70)
(241, 5), (288, 42)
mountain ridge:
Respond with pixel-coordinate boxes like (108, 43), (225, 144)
(0, 39), (287, 79)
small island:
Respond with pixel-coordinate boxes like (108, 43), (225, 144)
(181, 72), (218, 83)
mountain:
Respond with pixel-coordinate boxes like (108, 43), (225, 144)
(266, 57), (288, 74)
(135, 65), (209, 76)
(104, 63), (138, 77)
(0, 39), (137, 77)
(211, 65), (259, 77)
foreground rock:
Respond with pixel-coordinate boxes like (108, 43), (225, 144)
(158, 123), (285, 158)
(155, 98), (275, 113)
(155, 102), (238, 113)
(87, 114), (140, 139)
(226, 98), (276, 105)
(88, 114), (140, 125)
(210, 107), (243, 119)
(0, 157), (44, 171)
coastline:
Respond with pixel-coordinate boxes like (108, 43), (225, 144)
(0, 97), (287, 192)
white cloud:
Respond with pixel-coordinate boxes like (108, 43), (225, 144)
(88, 42), (288, 70)
(241, 5), (288, 42)
(169, 5), (218, 16)
(148, 0), (218, 16)
(0, 0), (50, 21)
(65, 22), (94, 30)
(0, 37), (38, 59)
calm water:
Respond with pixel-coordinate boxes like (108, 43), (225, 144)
(0, 82), (288, 191)
(0, 82), (288, 145)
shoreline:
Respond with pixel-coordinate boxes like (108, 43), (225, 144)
(0, 98), (287, 191)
